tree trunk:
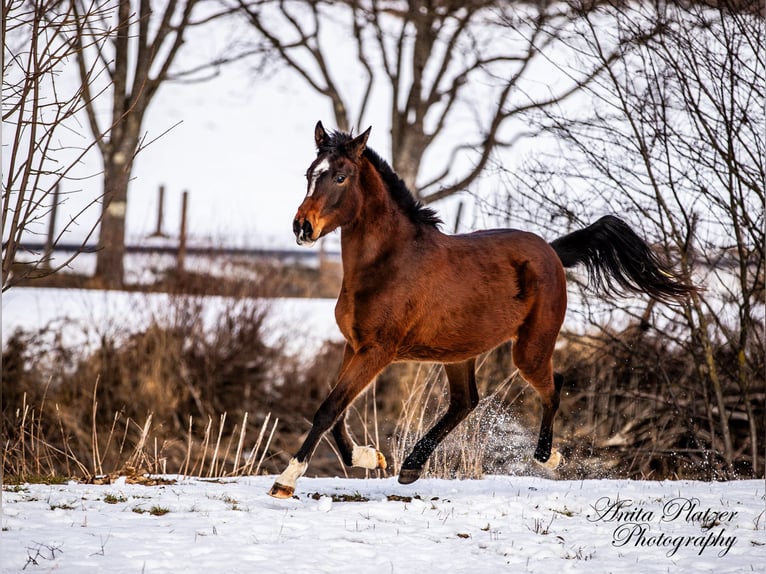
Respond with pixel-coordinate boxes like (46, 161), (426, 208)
(95, 147), (133, 289)
(392, 134), (426, 197)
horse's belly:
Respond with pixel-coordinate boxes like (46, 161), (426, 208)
(395, 302), (526, 362)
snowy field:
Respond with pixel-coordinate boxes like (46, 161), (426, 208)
(2, 475), (764, 573)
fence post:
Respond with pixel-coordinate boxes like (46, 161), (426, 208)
(177, 190), (188, 276)
(43, 183), (60, 268)
(151, 184), (168, 238)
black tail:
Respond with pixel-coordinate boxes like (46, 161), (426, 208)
(550, 215), (694, 303)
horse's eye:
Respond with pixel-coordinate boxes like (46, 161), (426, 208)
(335, 175), (347, 184)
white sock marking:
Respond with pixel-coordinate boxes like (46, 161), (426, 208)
(540, 448), (563, 470)
(351, 445), (380, 470)
(275, 458), (308, 488)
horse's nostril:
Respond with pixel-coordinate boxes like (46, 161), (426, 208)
(293, 218), (314, 244)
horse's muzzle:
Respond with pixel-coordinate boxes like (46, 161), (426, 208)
(293, 218), (315, 246)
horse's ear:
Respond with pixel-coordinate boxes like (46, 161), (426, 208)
(348, 126), (371, 160)
(314, 121), (327, 149)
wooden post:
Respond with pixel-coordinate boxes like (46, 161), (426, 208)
(43, 184), (60, 268)
(177, 190), (188, 276)
(151, 184), (168, 237)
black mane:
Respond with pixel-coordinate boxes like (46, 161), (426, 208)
(318, 130), (442, 228)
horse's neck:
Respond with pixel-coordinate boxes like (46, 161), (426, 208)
(340, 163), (417, 272)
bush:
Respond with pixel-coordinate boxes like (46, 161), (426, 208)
(553, 322), (764, 479)
(2, 295), (284, 481)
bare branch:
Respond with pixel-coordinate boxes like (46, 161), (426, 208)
(236, 1), (611, 202)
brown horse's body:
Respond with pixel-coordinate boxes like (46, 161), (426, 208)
(338, 223), (566, 365)
(268, 122), (693, 498)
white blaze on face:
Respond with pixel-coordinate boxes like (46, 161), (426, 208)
(307, 157), (330, 197)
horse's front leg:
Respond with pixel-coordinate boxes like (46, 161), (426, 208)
(268, 346), (392, 499)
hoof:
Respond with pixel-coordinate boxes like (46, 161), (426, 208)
(398, 467), (422, 485)
(535, 448), (564, 470)
(268, 482), (295, 499)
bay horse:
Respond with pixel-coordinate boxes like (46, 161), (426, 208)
(268, 122), (693, 498)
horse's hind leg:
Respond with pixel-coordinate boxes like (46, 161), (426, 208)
(331, 412), (387, 471)
(513, 334), (564, 469)
(533, 372), (564, 468)
(330, 344), (387, 471)
(399, 358), (479, 485)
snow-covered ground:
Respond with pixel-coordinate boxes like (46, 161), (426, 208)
(2, 475), (764, 573)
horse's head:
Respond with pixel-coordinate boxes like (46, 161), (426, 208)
(293, 121), (371, 246)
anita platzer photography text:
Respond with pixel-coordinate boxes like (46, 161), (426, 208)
(589, 495), (742, 558)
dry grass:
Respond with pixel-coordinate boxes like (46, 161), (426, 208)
(2, 387), (278, 484)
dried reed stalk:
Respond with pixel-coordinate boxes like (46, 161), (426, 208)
(232, 412), (249, 475)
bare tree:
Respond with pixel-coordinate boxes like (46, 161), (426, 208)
(503, 1), (764, 477)
(68, 0), (250, 289)
(236, 0), (614, 203)
(2, 0), (114, 290)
